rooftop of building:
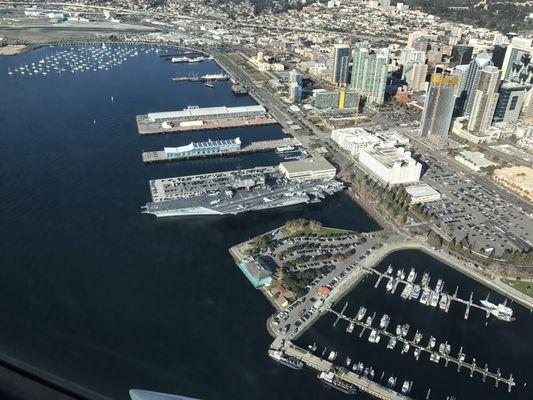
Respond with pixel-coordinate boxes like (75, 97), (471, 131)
(280, 156), (336, 174)
(456, 150), (497, 168)
(405, 183), (440, 198)
(361, 146), (417, 168)
(148, 105), (266, 120)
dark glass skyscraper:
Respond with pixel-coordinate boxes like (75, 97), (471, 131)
(450, 45), (473, 67)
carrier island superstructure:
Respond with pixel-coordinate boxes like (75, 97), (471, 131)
(143, 157), (343, 217)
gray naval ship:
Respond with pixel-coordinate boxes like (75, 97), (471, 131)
(143, 161), (343, 217)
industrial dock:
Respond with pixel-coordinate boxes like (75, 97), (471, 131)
(136, 105), (276, 135)
(141, 137), (301, 163)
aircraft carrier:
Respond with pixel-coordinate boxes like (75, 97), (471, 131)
(142, 165), (343, 217)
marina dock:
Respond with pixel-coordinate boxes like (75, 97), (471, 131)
(364, 266), (506, 321)
(277, 341), (413, 400)
(141, 138), (301, 163)
(328, 305), (516, 392)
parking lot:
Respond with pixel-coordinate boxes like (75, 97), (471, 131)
(266, 231), (381, 337)
(420, 154), (533, 256)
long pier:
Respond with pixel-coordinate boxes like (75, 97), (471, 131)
(365, 266), (497, 321)
(281, 341), (413, 400)
(141, 138), (301, 163)
(171, 73), (229, 82)
(328, 306), (516, 392)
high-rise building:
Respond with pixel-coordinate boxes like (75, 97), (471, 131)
(289, 82), (302, 103)
(405, 62), (428, 91)
(331, 44), (351, 85)
(451, 64), (470, 116)
(289, 70), (302, 85)
(493, 33), (509, 47)
(493, 82), (528, 122)
(450, 45), (473, 67)
(521, 92), (533, 124)
(351, 43), (388, 105)
(452, 65), (470, 97)
(491, 45), (507, 70)
(399, 47), (426, 67)
(501, 37), (533, 82)
(407, 32), (428, 52)
(313, 89), (359, 109)
(467, 66), (500, 133)
(450, 26), (463, 40)
(463, 53), (493, 115)
(420, 74), (458, 137)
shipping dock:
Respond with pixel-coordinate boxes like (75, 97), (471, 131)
(142, 158), (341, 217)
(136, 105), (276, 135)
(141, 137), (302, 163)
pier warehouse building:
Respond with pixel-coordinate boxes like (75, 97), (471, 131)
(147, 105), (267, 124)
(279, 157), (336, 181)
(164, 138), (241, 158)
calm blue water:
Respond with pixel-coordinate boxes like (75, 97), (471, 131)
(0, 45), (379, 400)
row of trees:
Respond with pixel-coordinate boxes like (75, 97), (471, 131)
(281, 264), (335, 297)
(350, 173), (410, 225)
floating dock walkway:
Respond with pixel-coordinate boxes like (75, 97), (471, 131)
(365, 266), (502, 321)
(141, 138), (301, 163)
(278, 341), (413, 400)
(328, 305), (516, 393)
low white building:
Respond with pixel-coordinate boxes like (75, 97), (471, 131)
(359, 146), (422, 185)
(452, 117), (501, 144)
(405, 184), (441, 204)
(331, 127), (382, 157)
(455, 151), (497, 172)
(279, 156), (336, 181)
